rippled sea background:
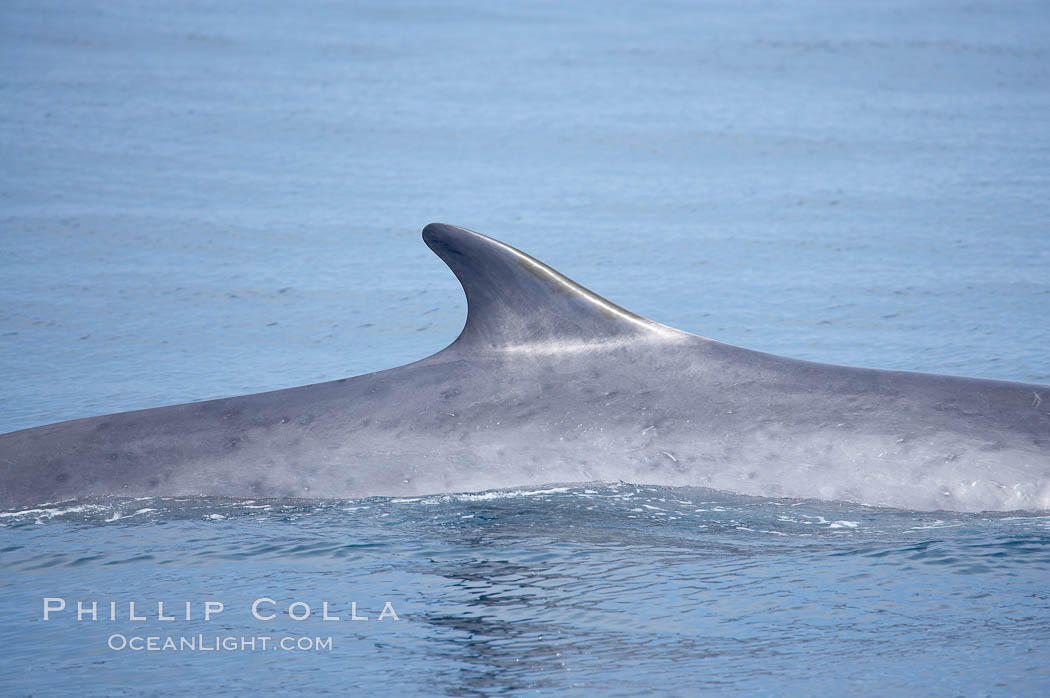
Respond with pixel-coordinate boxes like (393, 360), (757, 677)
(1, 0), (1048, 695)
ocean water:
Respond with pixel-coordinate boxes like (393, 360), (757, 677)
(2, 487), (1050, 696)
(1, 0), (1048, 695)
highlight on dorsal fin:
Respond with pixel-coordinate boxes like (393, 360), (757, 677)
(422, 223), (681, 351)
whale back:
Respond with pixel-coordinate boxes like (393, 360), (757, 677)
(422, 223), (681, 352)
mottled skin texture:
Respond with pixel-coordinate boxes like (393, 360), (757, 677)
(2, 224), (1048, 511)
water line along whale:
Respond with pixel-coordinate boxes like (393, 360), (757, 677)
(1, 223), (1048, 512)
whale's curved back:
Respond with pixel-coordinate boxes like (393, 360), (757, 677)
(423, 223), (682, 352)
(1, 223), (1047, 513)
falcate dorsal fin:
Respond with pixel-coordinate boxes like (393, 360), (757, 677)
(422, 223), (680, 351)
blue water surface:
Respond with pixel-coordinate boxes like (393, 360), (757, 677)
(1, 0), (1049, 695)
(2, 487), (1049, 696)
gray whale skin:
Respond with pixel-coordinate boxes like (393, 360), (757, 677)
(2, 223), (1048, 513)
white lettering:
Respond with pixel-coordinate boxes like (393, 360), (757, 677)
(204, 601), (224, 620)
(251, 597), (276, 621)
(378, 602), (400, 621)
(43, 597), (66, 620)
(322, 602), (340, 621)
(77, 600), (97, 621)
(288, 602), (310, 621)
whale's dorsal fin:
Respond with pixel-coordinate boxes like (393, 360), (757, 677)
(423, 223), (678, 351)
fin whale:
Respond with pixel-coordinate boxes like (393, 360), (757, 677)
(1, 223), (1048, 512)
